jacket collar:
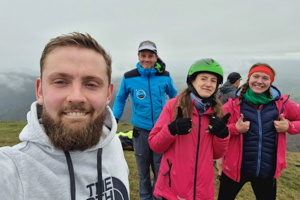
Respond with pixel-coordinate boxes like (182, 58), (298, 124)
(136, 62), (157, 76)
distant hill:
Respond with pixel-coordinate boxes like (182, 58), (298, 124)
(0, 72), (37, 121)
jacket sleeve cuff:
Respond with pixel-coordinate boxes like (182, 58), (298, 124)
(228, 123), (240, 136)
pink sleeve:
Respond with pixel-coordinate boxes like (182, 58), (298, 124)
(149, 101), (177, 153)
(284, 100), (300, 135)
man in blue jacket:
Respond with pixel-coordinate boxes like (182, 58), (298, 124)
(113, 40), (178, 200)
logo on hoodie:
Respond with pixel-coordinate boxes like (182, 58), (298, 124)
(86, 176), (129, 200)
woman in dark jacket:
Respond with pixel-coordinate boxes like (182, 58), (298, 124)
(218, 63), (300, 200)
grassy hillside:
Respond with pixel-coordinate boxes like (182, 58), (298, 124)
(1, 121), (299, 199)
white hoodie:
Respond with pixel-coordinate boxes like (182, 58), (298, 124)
(0, 102), (129, 200)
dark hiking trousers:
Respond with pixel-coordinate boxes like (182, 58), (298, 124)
(217, 172), (276, 200)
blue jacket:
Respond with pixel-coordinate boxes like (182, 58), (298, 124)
(113, 62), (178, 130)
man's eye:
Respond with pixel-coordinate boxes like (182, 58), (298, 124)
(55, 81), (65, 84)
(87, 83), (99, 87)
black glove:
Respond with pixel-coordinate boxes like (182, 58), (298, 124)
(115, 118), (119, 123)
(168, 107), (192, 136)
(209, 113), (231, 139)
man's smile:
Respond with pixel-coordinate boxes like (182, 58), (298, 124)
(64, 111), (89, 117)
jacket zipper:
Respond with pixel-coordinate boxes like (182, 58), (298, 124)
(193, 113), (201, 200)
(256, 110), (262, 176)
(159, 86), (163, 109)
(148, 73), (154, 127)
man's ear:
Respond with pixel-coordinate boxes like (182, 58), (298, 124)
(155, 54), (158, 62)
(106, 83), (114, 106)
(36, 78), (44, 105)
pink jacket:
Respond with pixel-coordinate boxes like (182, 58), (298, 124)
(149, 97), (229, 200)
(222, 95), (300, 182)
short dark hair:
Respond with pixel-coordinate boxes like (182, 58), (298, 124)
(227, 72), (241, 84)
(40, 32), (112, 83)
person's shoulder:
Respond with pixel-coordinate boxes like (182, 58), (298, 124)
(165, 95), (179, 106)
(0, 146), (17, 155)
(0, 146), (19, 169)
(155, 70), (170, 77)
(222, 96), (236, 107)
(278, 94), (290, 102)
(0, 147), (21, 199)
(102, 134), (127, 159)
(124, 68), (140, 79)
(0, 145), (28, 159)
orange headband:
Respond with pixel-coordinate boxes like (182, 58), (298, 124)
(248, 65), (274, 84)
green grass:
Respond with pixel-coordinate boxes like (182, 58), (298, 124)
(1, 121), (300, 200)
(0, 121), (26, 146)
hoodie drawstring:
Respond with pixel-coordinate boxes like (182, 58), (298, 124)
(64, 148), (103, 200)
(97, 148), (103, 199)
(64, 151), (76, 200)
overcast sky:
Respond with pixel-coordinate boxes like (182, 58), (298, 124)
(1, 0), (300, 81)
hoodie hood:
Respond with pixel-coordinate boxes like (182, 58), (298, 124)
(19, 101), (118, 152)
(220, 81), (237, 94)
(154, 57), (166, 73)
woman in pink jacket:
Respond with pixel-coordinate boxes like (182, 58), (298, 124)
(218, 63), (300, 200)
(149, 58), (230, 200)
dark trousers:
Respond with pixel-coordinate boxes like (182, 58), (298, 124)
(133, 127), (163, 200)
(218, 172), (276, 200)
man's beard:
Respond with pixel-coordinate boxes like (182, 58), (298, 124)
(41, 103), (106, 151)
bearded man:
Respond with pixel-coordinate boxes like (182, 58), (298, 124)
(0, 32), (129, 200)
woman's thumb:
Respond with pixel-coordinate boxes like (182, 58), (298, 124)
(239, 113), (244, 122)
(222, 113), (231, 123)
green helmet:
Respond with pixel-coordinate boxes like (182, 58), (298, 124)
(187, 58), (224, 84)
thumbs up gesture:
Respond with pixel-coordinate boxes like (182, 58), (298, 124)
(274, 114), (289, 132)
(235, 114), (250, 133)
(168, 107), (192, 136)
(209, 113), (231, 139)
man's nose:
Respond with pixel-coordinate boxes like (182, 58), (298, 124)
(66, 85), (87, 103)
(144, 56), (151, 61)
